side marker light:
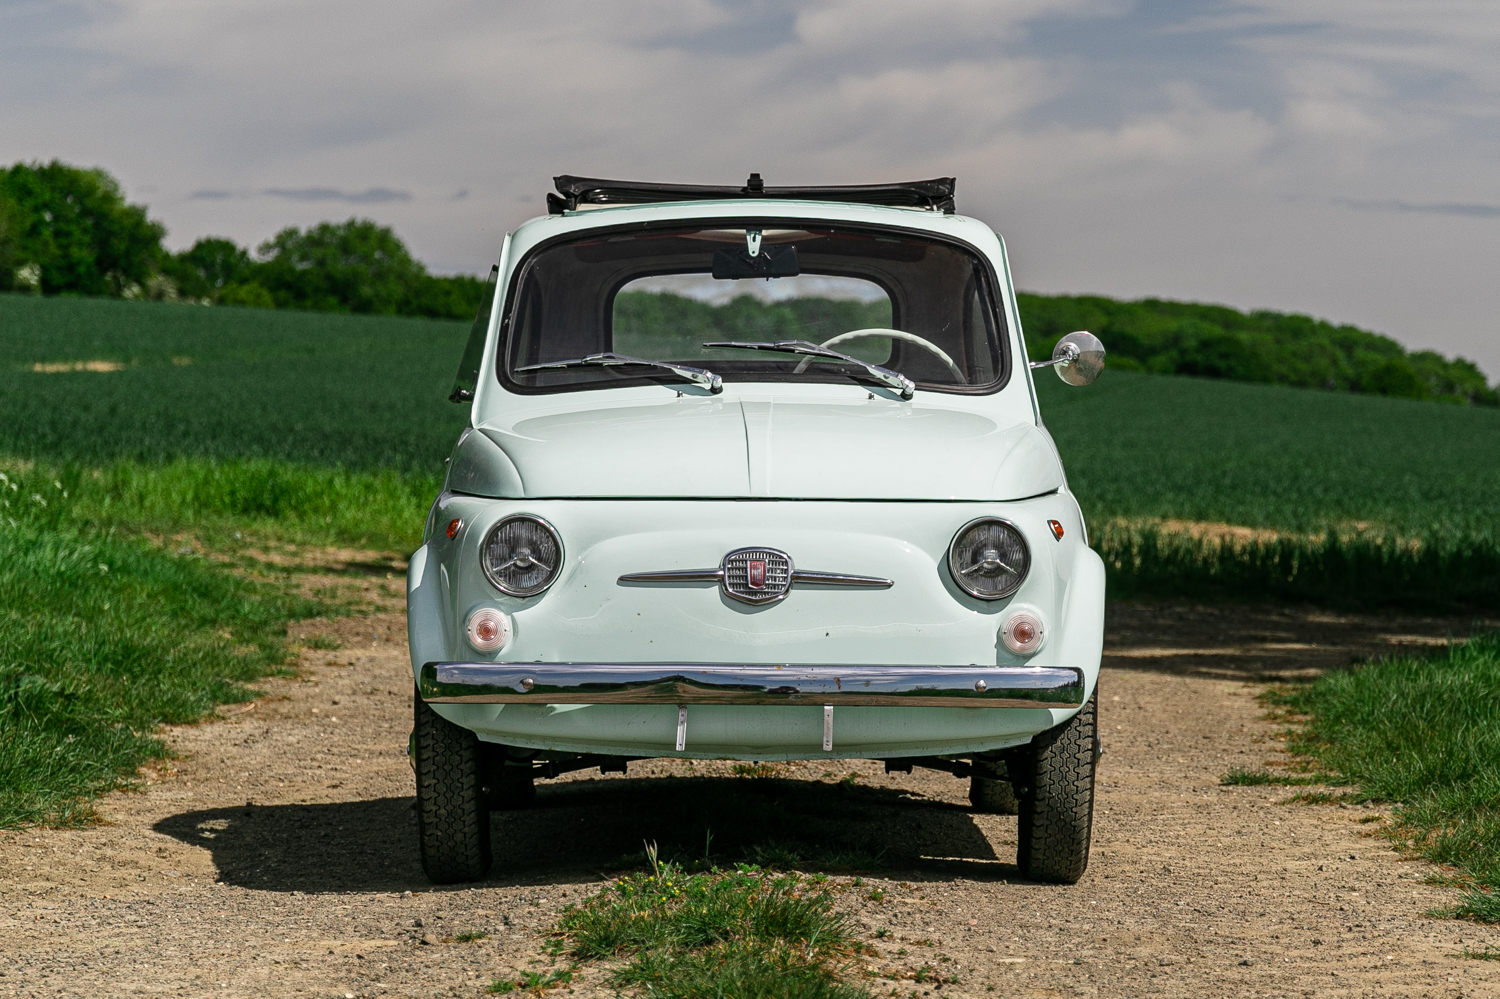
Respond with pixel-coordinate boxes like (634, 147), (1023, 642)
(1048, 519), (1065, 541)
(446, 518), (462, 540)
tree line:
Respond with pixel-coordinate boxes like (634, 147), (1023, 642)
(1, 159), (1493, 402)
(1019, 294), (1496, 406)
(0, 160), (483, 320)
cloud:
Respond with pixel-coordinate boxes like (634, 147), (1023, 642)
(262, 187), (412, 204)
(1334, 197), (1500, 219)
(4, 0), (1500, 373)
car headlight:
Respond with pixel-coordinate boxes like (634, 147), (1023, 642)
(480, 515), (563, 597)
(948, 518), (1030, 600)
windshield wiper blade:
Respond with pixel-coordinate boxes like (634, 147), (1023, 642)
(516, 353), (723, 393)
(702, 339), (915, 399)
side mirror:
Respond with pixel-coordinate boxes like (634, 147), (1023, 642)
(1029, 330), (1105, 386)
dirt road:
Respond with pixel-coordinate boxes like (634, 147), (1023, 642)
(3, 572), (1498, 998)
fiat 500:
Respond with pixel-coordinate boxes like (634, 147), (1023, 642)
(408, 174), (1106, 884)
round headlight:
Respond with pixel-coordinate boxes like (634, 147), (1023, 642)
(480, 515), (562, 597)
(948, 518), (1030, 600)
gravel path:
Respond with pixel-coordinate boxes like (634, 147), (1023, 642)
(3, 581), (1498, 998)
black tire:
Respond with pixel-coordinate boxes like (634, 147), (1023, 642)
(1013, 692), (1097, 884)
(414, 691), (492, 884)
(969, 758), (1019, 814)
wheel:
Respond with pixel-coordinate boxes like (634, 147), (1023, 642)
(414, 691), (492, 884)
(1013, 692), (1097, 884)
(969, 759), (1018, 814)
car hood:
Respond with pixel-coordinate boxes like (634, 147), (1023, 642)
(454, 398), (1061, 501)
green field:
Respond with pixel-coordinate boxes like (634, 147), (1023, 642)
(4, 292), (1498, 601)
(0, 293), (469, 469)
(3, 291), (1497, 824)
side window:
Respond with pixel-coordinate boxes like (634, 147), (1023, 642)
(965, 273), (998, 385)
(449, 264), (499, 402)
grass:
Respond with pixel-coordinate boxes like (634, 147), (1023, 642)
(1092, 520), (1500, 609)
(0, 293), (469, 470)
(53, 457), (437, 551)
(1037, 370), (1500, 607)
(0, 466), (331, 827)
(5, 294), (1499, 606)
(552, 847), (868, 999)
(1266, 633), (1500, 922)
(1219, 767), (1324, 787)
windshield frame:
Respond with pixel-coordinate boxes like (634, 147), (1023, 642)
(494, 215), (1012, 398)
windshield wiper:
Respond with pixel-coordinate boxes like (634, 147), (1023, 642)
(701, 339), (915, 399)
(516, 353), (722, 393)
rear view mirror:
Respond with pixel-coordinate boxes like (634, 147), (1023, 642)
(1029, 330), (1105, 386)
(712, 244), (799, 280)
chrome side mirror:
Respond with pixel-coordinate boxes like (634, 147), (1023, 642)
(1029, 330), (1105, 386)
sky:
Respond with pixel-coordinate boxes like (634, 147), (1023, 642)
(3, 0), (1498, 375)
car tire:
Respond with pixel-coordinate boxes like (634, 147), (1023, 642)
(969, 759), (1019, 814)
(1013, 692), (1097, 884)
(414, 691), (492, 884)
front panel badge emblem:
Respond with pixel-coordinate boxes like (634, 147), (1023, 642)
(722, 548), (791, 604)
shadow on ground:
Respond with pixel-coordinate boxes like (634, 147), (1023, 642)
(154, 773), (1013, 894)
(1102, 599), (1497, 682)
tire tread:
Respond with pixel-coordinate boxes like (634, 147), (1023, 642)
(414, 691), (492, 883)
(1015, 693), (1097, 884)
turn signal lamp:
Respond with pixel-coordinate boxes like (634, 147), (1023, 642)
(1001, 610), (1044, 656)
(466, 607), (511, 653)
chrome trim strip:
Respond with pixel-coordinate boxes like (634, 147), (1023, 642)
(419, 662), (1084, 708)
(617, 569), (723, 584)
(790, 569), (893, 588)
(616, 568), (892, 588)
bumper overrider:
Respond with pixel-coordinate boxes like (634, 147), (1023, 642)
(418, 662), (1085, 708)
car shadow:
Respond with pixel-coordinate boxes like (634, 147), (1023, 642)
(1102, 598), (1498, 683)
(152, 773), (1015, 894)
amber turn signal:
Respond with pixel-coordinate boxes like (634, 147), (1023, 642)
(446, 518), (462, 540)
(1048, 519), (1065, 540)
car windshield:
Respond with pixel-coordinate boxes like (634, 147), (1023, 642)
(500, 222), (1007, 394)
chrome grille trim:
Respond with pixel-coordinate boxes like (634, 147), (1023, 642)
(722, 548), (792, 604)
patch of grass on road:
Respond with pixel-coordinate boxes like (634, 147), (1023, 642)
(1269, 633), (1500, 922)
(553, 848), (867, 999)
(0, 467), (330, 827)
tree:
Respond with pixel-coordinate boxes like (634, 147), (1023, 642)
(163, 237), (252, 299)
(0, 190), (20, 291)
(0, 161), (164, 296)
(253, 218), (427, 314)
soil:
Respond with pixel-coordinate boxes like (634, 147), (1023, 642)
(3, 567), (1499, 998)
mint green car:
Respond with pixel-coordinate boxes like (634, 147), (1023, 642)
(408, 176), (1106, 884)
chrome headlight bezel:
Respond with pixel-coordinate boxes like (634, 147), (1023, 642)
(479, 514), (563, 597)
(947, 517), (1031, 601)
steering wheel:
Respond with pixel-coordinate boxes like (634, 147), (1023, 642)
(792, 328), (966, 382)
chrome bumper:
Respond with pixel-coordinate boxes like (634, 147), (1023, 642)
(418, 662), (1084, 708)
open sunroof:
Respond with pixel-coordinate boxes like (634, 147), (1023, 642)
(549, 173), (956, 214)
